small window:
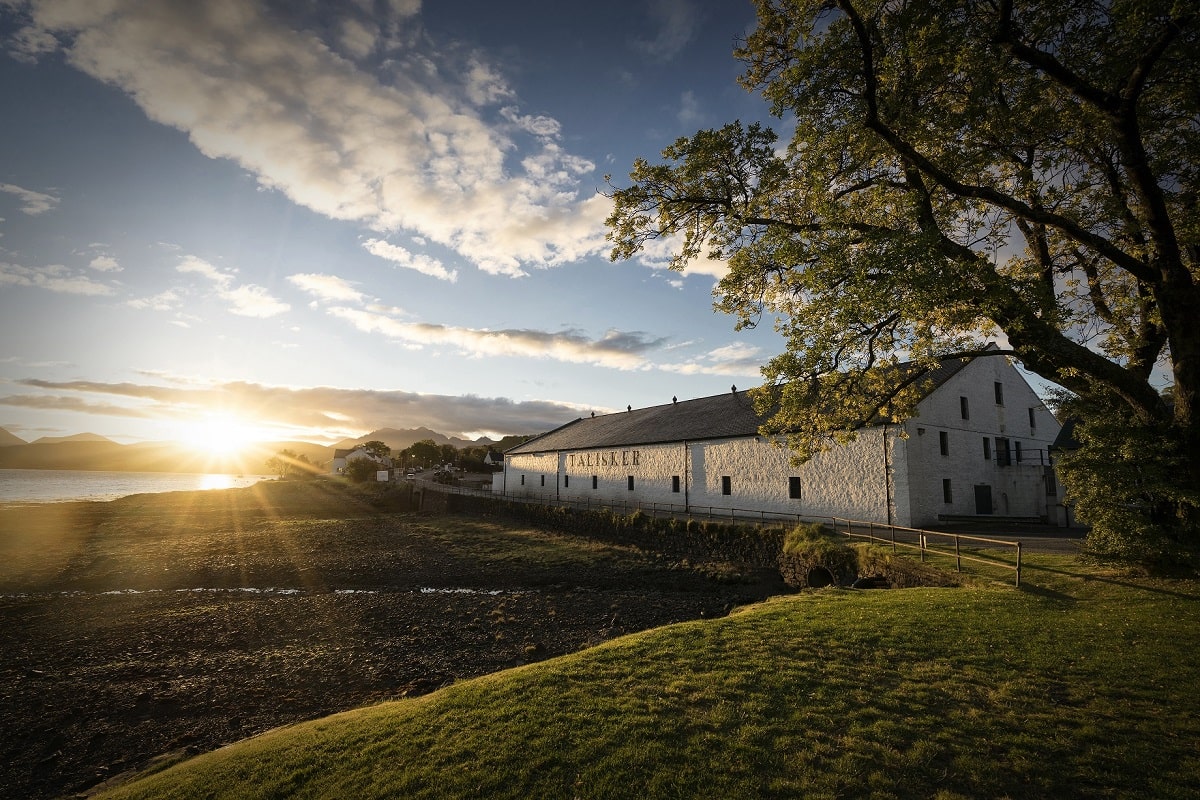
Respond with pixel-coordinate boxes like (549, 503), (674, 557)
(671, 475), (681, 493)
(939, 431), (949, 456)
(789, 477), (802, 500)
(1029, 407), (1037, 431)
(983, 438), (992, 460)
(721, 476), (732, 496)
(627, 476), (635, 491)
(942, 479), (953, 503)
(1015, 441), (1023, 463)
(960, 396), (970, 420)
(994, 382), (1004, 405)
(564, 475), (569, 488)
(520, 474), (525, 486)
(996, 437), (1011, 466)
(1045, 468), (1057, 496)
(592, 475), (598, 490)
(540, 475), (545, 486)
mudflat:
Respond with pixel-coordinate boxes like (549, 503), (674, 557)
(0, 480), (768, 800)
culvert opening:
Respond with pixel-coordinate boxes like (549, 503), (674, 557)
(806, 565), (834, 588)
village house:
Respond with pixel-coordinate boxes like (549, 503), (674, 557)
(499, 352), (1063, 528)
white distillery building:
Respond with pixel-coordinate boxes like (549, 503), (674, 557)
(500, 353), (1062, 528)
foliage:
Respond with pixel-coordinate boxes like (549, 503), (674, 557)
(408, 439), (442, 468)
(344, 457), (383, 483)
(264, 449), (312, 479)
(96, 556), (1200, 800)
(1055, 390), (1200, 567)
(360, 440), (391, 461)
(606, 0), (1200, 558)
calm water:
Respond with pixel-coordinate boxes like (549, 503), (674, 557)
(0, 468), (273, 504)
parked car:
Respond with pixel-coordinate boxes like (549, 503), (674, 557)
(405, 472), (415, 481)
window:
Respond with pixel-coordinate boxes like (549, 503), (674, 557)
(1029, 407), (1037, 431)
(1015, 441), (1023, 463)
(943, 479), (953, 503)
(592, 475), (598, 490)
(994, 381), (1004, 405)
(671, 475), (681, 493)
(1045, 468), (1058, 496)
(520, 474), (525, 486)
(721, 476), (732, 496)
(564, 475), (569, 488)
(983, 438), (992, 460)
(939, 431), (949, 456)
(627, 476), (635, 491)
(960, 396), (970, 420)
(789, 477), (802, 500)
(996, 437), (1012, 466)
(540, 475), (545, 487)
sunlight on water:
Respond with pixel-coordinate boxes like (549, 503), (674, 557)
(197, 473), (238, 491)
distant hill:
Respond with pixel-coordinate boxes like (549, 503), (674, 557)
(0, 439), (333, 475)
(334, 427), (497, 452)
(0, 427), (27, 447)
(30, 432), (116, 445)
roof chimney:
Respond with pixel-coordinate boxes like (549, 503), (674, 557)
(672, 396), (677, 404)
(627, 405), (632, 412)
(731, 384), (737, 394)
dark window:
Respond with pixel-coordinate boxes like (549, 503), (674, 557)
(1015, 441), (1023, 462)
(564, 475), (569, 488)
(592, 475), (598, 490)
(943, 479), (953, 503)
(540, 475), (545, 487)
(1045, 468), (1058, 496)
(994, 382), (1004, 405)
(983, 438), (992, 460)
(520, 475), (525, 486)
(671, 475), (681, 493)
(1029, 407), (1037, 430)
(627, 476), (635, 491)
(789, 477), (802, 500)
(996, 437), (1012, 466)
(721, 476), (732, 496)
(960, 396), (970, 420)
(939, 431), (949, 456)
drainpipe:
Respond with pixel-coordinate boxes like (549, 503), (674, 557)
(683, 440), (690, 514)
(882, 424), (893, 526)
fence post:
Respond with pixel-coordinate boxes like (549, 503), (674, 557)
(891, 524), (896, 553)
(920, 534), (926, 562)
(955, 535), (961, 573)
(1015, 541), (1022, 587)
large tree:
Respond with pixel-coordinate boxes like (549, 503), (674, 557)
(606, 0), (1198, 561)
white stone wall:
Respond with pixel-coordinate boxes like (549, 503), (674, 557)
(900, 356), (1062, 525)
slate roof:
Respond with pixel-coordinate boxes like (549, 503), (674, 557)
(507, 351), (980, 455)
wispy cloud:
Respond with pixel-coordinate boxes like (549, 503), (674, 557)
(7, 0), (611, 278)
(630, 0), (701, 61)
(176, 255), (289, 318)
(287, 273), (366, 304)
(7, 377), (587, 439)
(88, 255), (121, 272)
(0, 182), (60, 215)
(0, 261), (115, 295)
(362, 239), (457, 282)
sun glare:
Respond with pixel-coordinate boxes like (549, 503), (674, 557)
(177, 413), (257, 457)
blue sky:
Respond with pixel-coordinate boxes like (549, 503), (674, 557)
(0, 0), (785, 446)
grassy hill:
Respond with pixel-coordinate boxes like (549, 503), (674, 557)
(95, 554), (1199, 800)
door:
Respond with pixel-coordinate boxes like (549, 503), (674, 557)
(974, 484), (993, 515)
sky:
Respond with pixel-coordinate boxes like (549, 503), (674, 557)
(0, 0), (786, 447)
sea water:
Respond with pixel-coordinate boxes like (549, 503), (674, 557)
(0, 468), (272, 504)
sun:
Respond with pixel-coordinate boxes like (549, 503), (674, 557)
(175, 412), (257, 458)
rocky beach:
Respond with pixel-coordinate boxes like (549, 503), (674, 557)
(0, 481), (773, 799)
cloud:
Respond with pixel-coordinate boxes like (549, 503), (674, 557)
(0, 182), (60, 215)
(176, 255), (289, 317)
(660, 341), (765, 377)
(0, 261), (115, 295)
(630, 0), (701, 61)
(325, 305), (665, 370)
(127, 289), (181, 311)
(7, 377), (586, 439)
(362, 238), (458, 282)
(88, 255), (121, 272)
(9, 0), (612, 277)
(287, 273), (366, 303)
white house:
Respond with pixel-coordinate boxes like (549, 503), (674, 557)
(330, 446), (394, 476)
(500, 352), (1062, 528)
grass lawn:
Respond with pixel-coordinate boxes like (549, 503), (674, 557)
(91, 549), (1200, 800)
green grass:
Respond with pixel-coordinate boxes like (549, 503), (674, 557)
(94, 553), (1200, 800)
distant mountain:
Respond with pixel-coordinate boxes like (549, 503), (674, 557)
(30, 433), (116, 445)
(0, 427), (27, 447)
(0, 438), (333, 475)
(334, 427), (498, 452)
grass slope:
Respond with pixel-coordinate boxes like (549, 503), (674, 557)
(94, 554), (1199, 800)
